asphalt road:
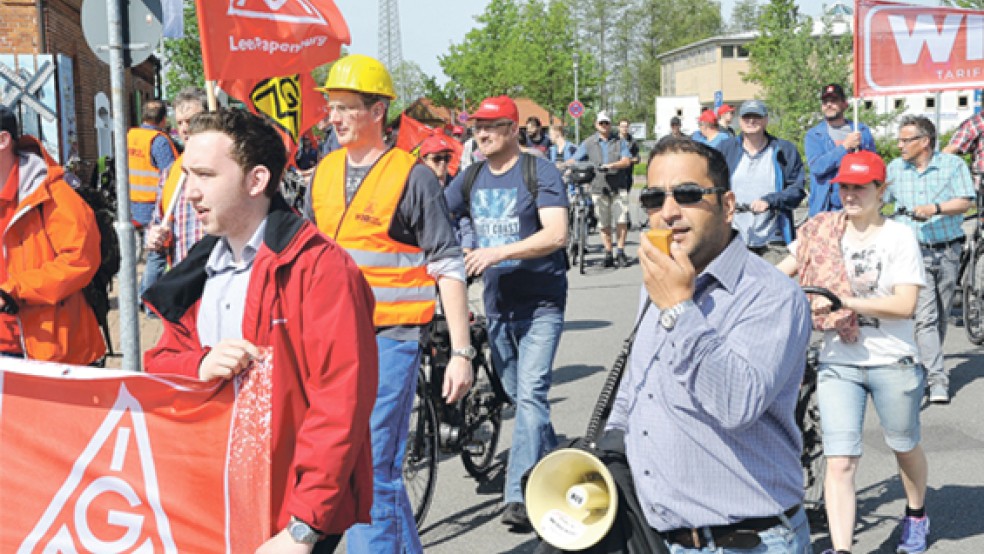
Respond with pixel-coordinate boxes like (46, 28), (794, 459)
(416, 227), (984, 554)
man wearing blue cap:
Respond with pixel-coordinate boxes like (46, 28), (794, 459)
(719, 100), (805, 263)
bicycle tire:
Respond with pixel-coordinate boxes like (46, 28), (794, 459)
(568, 207), (581, 269)
(964, 244), (984, 345)
(404, 369), (439, 528)
(797, 357), (825, 510)
(578, 206), (588, 274)
(460, 339), (503, 479)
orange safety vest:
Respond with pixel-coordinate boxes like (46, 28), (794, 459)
(160, 154), (184, 219)
(311, 148), (436, 327)
(127, 127), (176, 203)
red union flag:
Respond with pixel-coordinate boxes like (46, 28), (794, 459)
(855, 0), (984, 96)
(0, 356), (273, 552)
(196, 0), (351, 81)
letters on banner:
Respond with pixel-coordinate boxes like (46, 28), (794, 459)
(855, 0), (984, 95)
(0, 354), (274, 552)
(195, 0), (351, 82)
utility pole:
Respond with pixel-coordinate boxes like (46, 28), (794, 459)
(573, 53), (580, 144)
(378, 0), (403, 70)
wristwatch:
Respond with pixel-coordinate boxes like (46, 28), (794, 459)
(451, 345), (477, 360)
(659, 300), (695, 331)
(287, 516), (322, 544)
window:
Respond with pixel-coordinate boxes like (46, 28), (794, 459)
(958, 95), (969, 108)
(925, 97), (935, 109)
(864, 100), (874, 110)
(722, 45), (735, 58)
(894, 98), (905, 109)
(736, 45), (750, 58)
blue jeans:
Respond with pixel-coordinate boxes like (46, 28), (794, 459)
(817, 361), (925, 456)
(664, 506), (811, 553)
(139, 250), (167, 302)
(346, 337), (422, 554)
(488, 312), (563, 504)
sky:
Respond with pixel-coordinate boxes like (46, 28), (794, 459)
(332, 0), (946, 83)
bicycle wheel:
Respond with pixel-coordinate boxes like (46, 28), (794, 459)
(797, 360), (825, 510)
(404, 369), (439, 527)
(963, 244), (984, 345)
(578, 206), (588, 274)
(460, 338), (503, 479)
(567, 207), (581, 268)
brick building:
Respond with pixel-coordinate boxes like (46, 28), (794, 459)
(0, 0), (161, 182)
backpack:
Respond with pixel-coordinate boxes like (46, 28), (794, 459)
(73, 180), (121, 357)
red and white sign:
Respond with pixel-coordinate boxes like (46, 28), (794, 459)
(195, 0), (351, 81)
(568, 100), (585, 119)
(855, 0), (984, 96)
(0, 356), (272, 552)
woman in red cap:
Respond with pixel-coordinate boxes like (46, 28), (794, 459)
(777, 151), (931, 554)
(418, 134), (455, 186)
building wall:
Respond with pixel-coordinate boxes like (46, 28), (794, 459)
(0, 0), (39, 53)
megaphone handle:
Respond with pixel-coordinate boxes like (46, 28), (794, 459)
(585, 299), (653, 443)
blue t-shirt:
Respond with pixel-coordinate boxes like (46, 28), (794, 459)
(445, 157), (569, 320)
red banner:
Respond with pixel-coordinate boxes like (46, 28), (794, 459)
(855, 0), (984, 96)
(195, 0), (351, 81)
(0, 356), (272, 552)
(395, 114), (464, 176)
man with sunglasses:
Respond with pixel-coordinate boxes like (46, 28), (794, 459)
(607, 138), (812, 553)
(719, 100), (805, 264)
(571, 111), (632, 268)
(444, 95), (569, 534)
(304, 55), (474, 554)
(804, 83), (876, 217)
(886, 115), (975, 405)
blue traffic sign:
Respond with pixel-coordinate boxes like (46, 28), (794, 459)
(714, 90), (723, 109)
(568, 100), (585, 119)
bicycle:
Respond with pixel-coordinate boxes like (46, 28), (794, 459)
(957, 194), (984, 344)
(568, 164), (600, 274)
(403, 309), (510, 528)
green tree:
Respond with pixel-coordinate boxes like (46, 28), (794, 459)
(162, 2), (204, 98)
(942, 0), (984, 8)
(729, 0), (762, 33)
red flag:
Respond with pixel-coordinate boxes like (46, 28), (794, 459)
(395, 115), (464, 177)
(855, 0), (984, 96)
(195, 0), (350, 81)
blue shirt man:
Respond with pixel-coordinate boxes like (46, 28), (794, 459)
(608, 138), (812, 552)
(885, 115), (975, 404)
(444, 95), (569, 534)
(805, 83), (876, 216)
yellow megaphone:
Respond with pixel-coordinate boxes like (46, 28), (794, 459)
(525, 447), (618, 550)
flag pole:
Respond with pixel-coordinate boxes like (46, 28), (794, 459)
(207, 80), (218, 112)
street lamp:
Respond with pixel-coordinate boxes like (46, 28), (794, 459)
(573, 52), (580, 144)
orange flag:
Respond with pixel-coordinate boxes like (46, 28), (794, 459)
(195, 0), (350, 81)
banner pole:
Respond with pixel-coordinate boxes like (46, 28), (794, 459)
(207, 80), (218, 112)
(854, 96), (860, 132)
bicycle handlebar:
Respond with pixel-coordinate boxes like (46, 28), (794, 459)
(801, 286), (843, 312)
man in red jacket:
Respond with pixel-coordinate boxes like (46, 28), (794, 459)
(143, 109), (378, 553)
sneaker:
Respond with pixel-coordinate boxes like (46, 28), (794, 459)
(617, 251), (630, 268)
(928, 383), (950, 404)
(603, 252), (615, 268)
(897, 515), (930, 553)
(501, 502), (534, 533)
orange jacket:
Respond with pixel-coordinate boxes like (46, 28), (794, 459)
(311, 148), (436, 327)
(0, 137), (105, 364)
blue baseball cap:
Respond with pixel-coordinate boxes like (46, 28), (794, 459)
(739, 100), (768, 118)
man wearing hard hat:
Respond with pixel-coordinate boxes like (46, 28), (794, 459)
(303, 54), (473, 554)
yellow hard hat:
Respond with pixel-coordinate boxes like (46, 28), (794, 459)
(317, 54), (396, 99)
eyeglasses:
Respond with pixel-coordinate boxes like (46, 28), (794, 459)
(327, 102), (368, 118)
(597, 121), (611, 126)
(640, 183), (726, 210)
(426, 154), (451, 164)
(474, 120), (513, 133)
(897, 135), (925, 145)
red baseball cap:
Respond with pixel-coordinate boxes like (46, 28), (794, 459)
(833, 151), (886, 185)
(469, 95), (519, 123)
(419, 134), (454, 157)
(452, 125), (465, 135)
(716, 104), (734, 117)
(699, 109), (718, 124)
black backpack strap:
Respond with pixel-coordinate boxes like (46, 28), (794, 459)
(521, 152), (538, 203)
(460, 160), (486, 213)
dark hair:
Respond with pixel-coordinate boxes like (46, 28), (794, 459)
(0, 105), (19, 141)
(899, 115), (937, 149)
(142, 99), (168, 125)
(187, 109), (287, 197)
(647, 138), (731, 192)
(526, 116), (542, 127)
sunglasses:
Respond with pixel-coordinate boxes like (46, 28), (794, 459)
(426, 154), (451, 164)
(640, 183), (726, 210)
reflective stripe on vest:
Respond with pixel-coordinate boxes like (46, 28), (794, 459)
(127, 127), (176, 203)
(311, 148), (436, 327)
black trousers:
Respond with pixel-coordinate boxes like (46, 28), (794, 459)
(312, 534), (343, 553)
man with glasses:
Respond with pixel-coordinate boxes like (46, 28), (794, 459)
(607, 138), (812, 553)
(572, 111), (632, 267)
(304, 54), (473, 554)
(886, 115), (975, 405)
(418, 134), (455, 185)
(444, 95), (569, 534)
(719, 100), (806, 264)
(804, 83), (876, 217)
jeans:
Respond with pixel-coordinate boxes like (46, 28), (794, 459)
(139, 250), (167, 302)
(664, 506), (811, 554)
(488, 311), (563, 503)
(817, 361), (925, 456)
(346, 337), (422, 554)
(915, 242), (960, 390)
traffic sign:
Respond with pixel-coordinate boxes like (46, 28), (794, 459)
(81, 0), (163, 67)
(458, 112), (469, 124)
(714, 90), (723, 109)
(568, 100), (585, 119)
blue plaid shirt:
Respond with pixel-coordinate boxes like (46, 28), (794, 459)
(886, 152), (975, 244)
